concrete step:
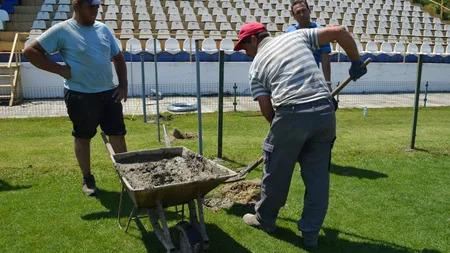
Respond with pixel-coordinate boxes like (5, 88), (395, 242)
(21, 0), (45, 6)
(13, 6), (42, 14)
(5, 21), (36, 32)
(10, 13), (37, 22)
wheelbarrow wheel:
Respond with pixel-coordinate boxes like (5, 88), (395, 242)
(175, 221), (204, 253)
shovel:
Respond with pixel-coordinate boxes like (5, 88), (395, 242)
(224, 59), (371, 183)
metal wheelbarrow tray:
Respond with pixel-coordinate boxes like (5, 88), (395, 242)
(101, 133), (237, 253)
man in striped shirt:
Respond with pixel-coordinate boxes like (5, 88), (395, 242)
(286, 0), (332, 91)
(234, 22), (367, 248)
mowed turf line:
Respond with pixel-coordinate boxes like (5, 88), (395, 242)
(0, 107), (449, 252)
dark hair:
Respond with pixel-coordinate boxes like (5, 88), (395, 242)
(241, 31), (270, 45)
(291, 0), (310, 13)
(72, 0), (92, 8)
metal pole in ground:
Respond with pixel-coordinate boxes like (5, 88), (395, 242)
(336, 82), (340, 103)
(409, 54), (423, 150)
(423, 81), (429, 107)
(130, 45), (134, 98)
(154, 38), (161, 142)
(233, 83), (237, 112)
(218, 50), (224, 158)
(140, 53), (147, 123)
(195, 39), (203, 155)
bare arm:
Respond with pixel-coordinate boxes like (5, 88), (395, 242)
(111, 52), (128, 102)
(321, 53), (332, 91)
(23, 41), (70, 79)
(257, 95), (275, 124)
(317, 26), (361, 61)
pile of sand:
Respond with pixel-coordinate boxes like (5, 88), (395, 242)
(116, 152), (219, 190)
(204, 179), (261, 211)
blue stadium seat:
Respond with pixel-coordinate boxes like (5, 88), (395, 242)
(389, 54), (404, 62)
(428, 55), (444, 63)
(444, 55), (450, 63)
(172, 51), (191, 62)
(229, 52), (252, 61)
(5, 0), (19, 5)
(0, 2), (15, 13)
(377, 53), (391, 62)
(361, 53), (378, 62)
(405, 54), (418, 63)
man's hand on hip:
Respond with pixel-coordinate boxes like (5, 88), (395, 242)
(59, 64), (71, 79)
(113, 86), (128, 103)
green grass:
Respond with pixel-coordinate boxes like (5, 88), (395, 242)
(1, 107), (449, 253)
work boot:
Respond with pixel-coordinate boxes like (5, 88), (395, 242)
(82, 174), (98, 196)
(302, 231), (319, 249)
(242, 213), (276, 233)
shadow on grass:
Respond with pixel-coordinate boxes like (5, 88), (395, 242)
(82, 189), (251, 253)
(224, 205), (441, 253)
(81, 188), (180, 221)
(0, 179), (31, 192)
(133, 221), (252, 253)
(330, 164), (388, 180)
(414, 148), (449, 157)
(266, 226), (439, 253)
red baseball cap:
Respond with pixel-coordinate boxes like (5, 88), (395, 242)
(234, 22), (267, 51)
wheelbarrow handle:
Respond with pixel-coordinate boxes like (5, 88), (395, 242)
(239, 156), (264, 176)
(331, 58), (371, 97)
(101, 132), (116, 163)
(162, 124), (171, 148)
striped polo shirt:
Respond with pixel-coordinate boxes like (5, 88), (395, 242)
(249, 28), (331, 107)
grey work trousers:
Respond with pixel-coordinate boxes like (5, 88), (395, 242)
(255, 98), (336, 236)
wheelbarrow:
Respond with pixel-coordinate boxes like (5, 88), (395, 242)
(101, 133), (237, 253)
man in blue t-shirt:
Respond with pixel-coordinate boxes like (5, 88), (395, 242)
(23, 0), (128, 196)
(286, 0), (332, 92)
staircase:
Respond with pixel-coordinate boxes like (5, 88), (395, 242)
(0, 32), (23, 106)
(0, 62), (22, 106)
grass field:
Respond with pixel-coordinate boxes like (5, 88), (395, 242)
(0, 107), (449, 253)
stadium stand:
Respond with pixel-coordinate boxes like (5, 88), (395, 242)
(0, 0), (449, 63)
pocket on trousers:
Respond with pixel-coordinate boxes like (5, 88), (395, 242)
(262, 142), (274, 165)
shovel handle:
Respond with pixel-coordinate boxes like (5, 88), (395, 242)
(101, 132), (116, 162)
(162, 124), (171, 148)
(332, 58), (371, 97)
(239, 156), (264, 176)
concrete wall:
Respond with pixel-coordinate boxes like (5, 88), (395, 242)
(20, 62), (450, 98)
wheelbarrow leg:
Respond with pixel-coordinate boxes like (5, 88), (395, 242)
(147, 200), (177, 252)
(125, 206), (136, 233)
(117, 184), (126, 230)
(118, 184), (135, 233)
(188, 199), (210, 248)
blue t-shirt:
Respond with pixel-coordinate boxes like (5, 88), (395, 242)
(36, 19), (120, 93)
(286, 22), (332, 66)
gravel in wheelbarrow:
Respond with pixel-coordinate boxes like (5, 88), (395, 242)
(117, 151), (221, 190)
(112, 147), (237, 208)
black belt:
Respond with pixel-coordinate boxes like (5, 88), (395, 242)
(276, 98), (331, 112)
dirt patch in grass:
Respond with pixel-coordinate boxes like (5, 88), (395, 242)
(173, 128), (198, 139)
(204, 179), (261, 212)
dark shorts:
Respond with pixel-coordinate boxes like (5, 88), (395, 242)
(64, 88), (126, 139)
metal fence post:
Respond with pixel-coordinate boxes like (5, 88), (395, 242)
(140, 53), (147, 123)
(336, 82), (340, 103)
(409, 54), (423, 150)
(233, 83), (237, 112)
(218, 51), (225, 158)
(423, 81), (429, 107)
(195, 40), (203, 155)
(154, 39), (161, 142)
